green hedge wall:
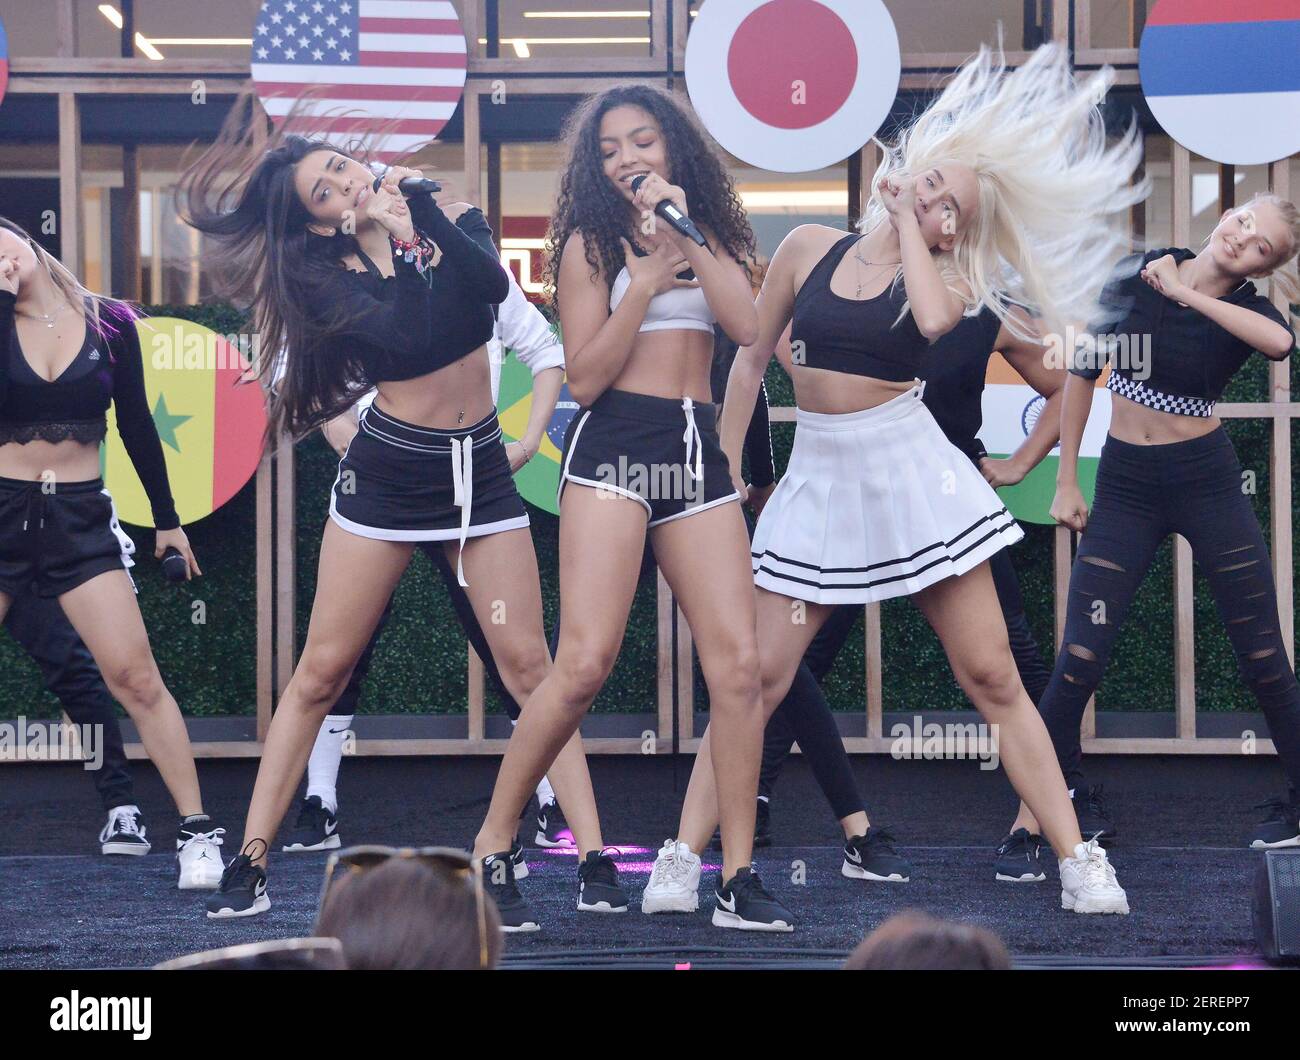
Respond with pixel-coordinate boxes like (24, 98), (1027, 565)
(1, 303), (1297, 719)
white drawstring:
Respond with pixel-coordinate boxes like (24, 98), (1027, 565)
(450, 437), (474, 587)
(681, 397), (703, 484)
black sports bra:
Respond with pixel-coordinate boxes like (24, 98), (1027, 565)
(790, 234), (927, 382)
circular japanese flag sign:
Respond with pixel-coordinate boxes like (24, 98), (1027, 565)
(685, 0), (900, 173)
(1140, 0), (1300, 165)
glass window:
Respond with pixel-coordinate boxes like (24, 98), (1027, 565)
(1087, 0), (1146, 51)
(477, 0), (654, 60)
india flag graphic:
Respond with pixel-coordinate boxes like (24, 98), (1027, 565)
(980, 354), (1112, 524)
(102, 319), (268, 527)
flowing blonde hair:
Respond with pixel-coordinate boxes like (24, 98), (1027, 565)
(859, 43), (1147, 340)
(0, 216), (139, 339)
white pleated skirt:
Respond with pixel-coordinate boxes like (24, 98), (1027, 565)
(751, 383), (1024, 604)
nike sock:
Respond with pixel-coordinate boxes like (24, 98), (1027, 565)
(535, 775), (556, 807)
(306, 714), (353, 815)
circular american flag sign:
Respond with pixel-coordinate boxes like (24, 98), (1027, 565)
(250, 0), (468, 163)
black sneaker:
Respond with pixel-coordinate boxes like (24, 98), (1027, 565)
(712, 867), (794, 932)
(100, 806), (150, 856)
(1250, 793), (1300, 848)
(1072, 784), (1116, 842)
(534, 799), (573, 848)
(482, 852), (540, 932)
(709, 797), (772, 851)
(509, 836), (529, 880)
(206, 842), (270, 919)
(576, 849), (629, 913)
(281, 795), (340, 852)
(994, 828), (1047, 882)
(842, 827), (911, 882)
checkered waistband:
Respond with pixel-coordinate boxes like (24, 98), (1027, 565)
(1106, 372), (1215, 418)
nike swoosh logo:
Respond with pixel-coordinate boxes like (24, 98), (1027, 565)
(324, 821), (338, 836)
(328, 728), (348, 734)
(538, 815), (548, 829)
(716, 894), (735, 912)
(845, 848), (862, 863)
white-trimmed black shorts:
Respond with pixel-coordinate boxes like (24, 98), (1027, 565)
(558, 388), (740, 526)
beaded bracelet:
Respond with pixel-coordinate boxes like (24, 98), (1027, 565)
(392, 235), (436, 272)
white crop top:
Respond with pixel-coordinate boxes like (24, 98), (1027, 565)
(608, 266), (717, 334)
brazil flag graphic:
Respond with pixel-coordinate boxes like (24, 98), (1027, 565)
(496, 350), (577, 516)
(102, 318), (268, 527)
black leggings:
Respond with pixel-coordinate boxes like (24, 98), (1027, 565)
(1040, 428), (1300, 795)
(759, 543), (1052, 817)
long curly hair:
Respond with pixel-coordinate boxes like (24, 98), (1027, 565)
(544, 84), (755, 309)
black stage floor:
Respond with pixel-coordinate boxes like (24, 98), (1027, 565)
(0, 752), (1288, 969)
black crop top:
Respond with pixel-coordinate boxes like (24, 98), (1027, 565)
(790, 234), (927, 382)
(1069, 248), (1295, 414)
(303, 195), (509, 387)
(0, 293), (180, 529)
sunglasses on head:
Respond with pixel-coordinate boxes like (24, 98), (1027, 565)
(319, 845), (490, 969)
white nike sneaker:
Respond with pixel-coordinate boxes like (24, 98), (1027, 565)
(1059, 838), (1129, 914)
(641, 839), (701, 913)
(177, 818), (226, 890)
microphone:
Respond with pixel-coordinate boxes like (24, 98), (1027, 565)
(630, 174), (708, 248)
(369, 162), (442, 197)
(161, 546), (189, 584)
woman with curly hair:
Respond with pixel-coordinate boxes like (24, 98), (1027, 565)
(467, 84), (788, 931)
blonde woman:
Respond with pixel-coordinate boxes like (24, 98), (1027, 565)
(0, 217), (223, 889)
(1002, 194), (1300, 867)
(648, 45), (1145, 917)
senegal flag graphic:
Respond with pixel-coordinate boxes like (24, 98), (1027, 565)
(102, 318), (268, 527)
(980, 352), (1111, 524)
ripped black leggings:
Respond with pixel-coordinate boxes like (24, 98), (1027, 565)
(1041, 428), (1300, 794)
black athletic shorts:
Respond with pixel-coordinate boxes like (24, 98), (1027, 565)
(558, 388), (740, 526)
(0, 476), (136, 599)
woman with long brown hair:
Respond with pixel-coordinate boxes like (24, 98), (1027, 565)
(0, 216), (223, 890)
(181, 96), (620, 925)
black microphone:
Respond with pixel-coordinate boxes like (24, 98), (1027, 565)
(369, 163), (442, 197)
(161, 545), (189, 584)
(630, 174), (708, 248)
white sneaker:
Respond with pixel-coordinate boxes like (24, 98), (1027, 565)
(177, 820), (226, 890)
(99, 806), (151, 856)
(641, 839), (701, 913)
(1059, 838), (1129, 914)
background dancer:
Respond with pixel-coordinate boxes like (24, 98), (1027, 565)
(0, 217), (223, 891)
(1003, 194), (1300, 872)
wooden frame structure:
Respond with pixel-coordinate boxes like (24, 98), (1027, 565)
(3, 0), (1293, 760)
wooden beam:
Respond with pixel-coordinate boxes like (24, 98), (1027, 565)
(864, 604), (882, 739)
(671, 0), (690, 72)
(462, 88), (481, 210)
(56, 0), (78, 58)
(274, 436), (297, 701)
(1051, 0), (1071, 46)
(1170, 142), (1196, 736)
(1074, 0), (1091, 50)
(656, 568), (673, 744)
(650, 0), (668, 61)
(1269, 159), (1294, 663)
(120, 144), (141, 302)
(57, 92), (83, 277)
(256, 453), (273, 742)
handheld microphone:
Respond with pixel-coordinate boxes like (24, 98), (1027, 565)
(368, 162), (442, 197)
(161, 546), (189, 584)
(630, 174), (708, 248)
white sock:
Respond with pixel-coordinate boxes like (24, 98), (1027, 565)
(306, 714), (352, 815)
(535, 775), (556, 807)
